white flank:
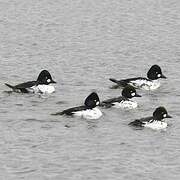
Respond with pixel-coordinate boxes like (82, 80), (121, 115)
(30, 85), (55, 94)
(73, 107), (102, 119)
(144, 120), (167, 130)
(112, 100), (138, 109)
(130, 79), (160, 90)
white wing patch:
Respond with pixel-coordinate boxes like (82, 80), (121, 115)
(73, 107), (102, 119)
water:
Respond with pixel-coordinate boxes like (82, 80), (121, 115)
(0, 0), (180, 179)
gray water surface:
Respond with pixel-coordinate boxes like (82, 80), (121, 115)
(0, 0), (180, 179)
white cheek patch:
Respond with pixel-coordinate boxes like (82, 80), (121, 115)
(157, 74), (161, 78)
(163, 114), (167, 118)
(131, 92), (135, 97)
(47, 79), (51, 83)
(96, 101), (100, 105)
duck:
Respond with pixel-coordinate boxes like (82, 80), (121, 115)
(52, 92), (102, 119)
(109, 65), (166, 90)
(5, 70), (56, 94)
(100, 85), (141, 109)
(129, 106), (172, 130)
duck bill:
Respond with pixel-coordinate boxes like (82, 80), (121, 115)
(166, 114), (172, 118)
(51, 80), (56, 83)
(161, 74), (167, 79)
(135, 93), (141, 97)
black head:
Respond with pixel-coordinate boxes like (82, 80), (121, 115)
(147, 65), (166, 80)
(153, 106), (172, 120)
(37, 70), (56, 85)
(84, 92), (100, 109)
(122, 85), (141, 99)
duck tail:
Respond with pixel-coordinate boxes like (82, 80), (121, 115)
(51, 111), (64, 115)
(109, 78), (119, 84)
(5, 83), (14, 89)
(128, 120), (143, 127)
(109, 78), (128, 87)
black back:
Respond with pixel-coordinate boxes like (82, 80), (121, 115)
(5, 81), (37, 93)
(37, 70), (56, 85)
(14, 81), (37, 88)
(128, 116), (153, 127)
(100, 96), (126, 108)
(109, 77), (147, 87)
(52, 106), (87, 115)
